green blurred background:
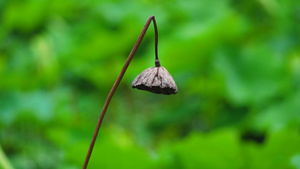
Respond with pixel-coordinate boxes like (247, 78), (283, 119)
(1, 0), (300, 168)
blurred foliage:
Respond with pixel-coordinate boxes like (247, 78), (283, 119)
(0, 0), (300, 168)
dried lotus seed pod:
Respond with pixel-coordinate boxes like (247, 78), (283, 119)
(132, 66), (178, 95)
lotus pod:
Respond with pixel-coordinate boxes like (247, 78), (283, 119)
(132, 66), (178, 95)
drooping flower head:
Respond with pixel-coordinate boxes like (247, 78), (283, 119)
(132, 60), (177, 95)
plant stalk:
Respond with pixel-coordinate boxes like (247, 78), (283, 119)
(82, 15), (159, 169)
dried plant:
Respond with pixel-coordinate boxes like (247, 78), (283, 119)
(82, 15), (177, 169)
(132, 66), (178, 94)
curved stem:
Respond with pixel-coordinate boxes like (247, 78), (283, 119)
(152, 17), (161, 67)
(82, 15), (159, 169)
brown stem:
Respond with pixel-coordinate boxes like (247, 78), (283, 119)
(82, 15), (159, 169)
(153, 17), (160, 67)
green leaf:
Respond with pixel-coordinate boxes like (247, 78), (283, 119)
(0, 145), (14, 169)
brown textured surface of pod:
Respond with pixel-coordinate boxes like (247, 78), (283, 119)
(132, 66), (178, 95)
